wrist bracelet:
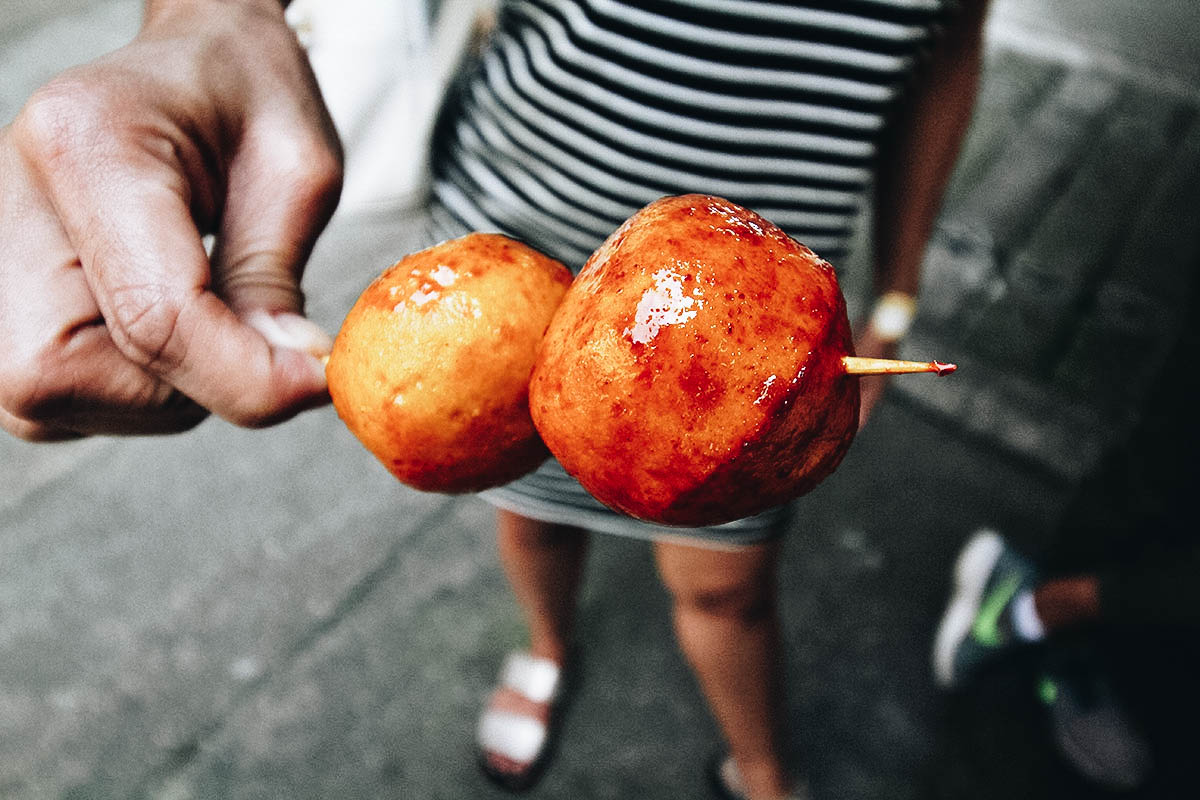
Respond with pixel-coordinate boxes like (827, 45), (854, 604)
(868, 291), (917, 343)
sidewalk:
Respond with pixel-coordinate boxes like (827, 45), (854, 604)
(1, 2), (1197, 799)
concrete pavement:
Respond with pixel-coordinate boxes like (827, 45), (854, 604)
(2, 1), (1198, 798)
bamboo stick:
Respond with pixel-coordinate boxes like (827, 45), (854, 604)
(841, 356), (957, 376)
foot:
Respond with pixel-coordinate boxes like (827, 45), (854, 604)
(933, 529), (1039, 688)
(1038, 656), (1153, 791)
(476, 651), (564, 791)
(707, 754), (810, 800)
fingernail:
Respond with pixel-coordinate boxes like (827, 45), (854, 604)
(246, 310), (334, 359)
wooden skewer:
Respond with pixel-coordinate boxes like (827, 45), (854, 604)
(323, 352), (952, 376)
(841, 356), (956, 376)
(324, 351), (952, 376)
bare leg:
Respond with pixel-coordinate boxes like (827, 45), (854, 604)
(654, 539), (792, 800)
(496, 509), (590, 664)
(479, 511), (590, 786)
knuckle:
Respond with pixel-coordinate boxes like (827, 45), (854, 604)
(13, 80), (116, 169)
(263, 133), (344, 208)
(312, 145), (345, 195)
(1, 342), (74, 425)
(292, 140), (344, 205)
(105, 284), (186, 371)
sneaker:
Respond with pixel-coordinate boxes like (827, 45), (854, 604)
(933, 530), (1038, 687)
(1038, 661), (1153, 791)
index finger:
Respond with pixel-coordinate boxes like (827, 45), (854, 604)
(45, 143), (330, 428)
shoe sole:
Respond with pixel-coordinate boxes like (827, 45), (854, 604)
(1051, 698), (1153, 791)
(1056, 725), (1147, 792)
(932, 529), (1005, 688)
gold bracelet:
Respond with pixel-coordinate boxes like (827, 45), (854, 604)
(868, 291), (917, 343)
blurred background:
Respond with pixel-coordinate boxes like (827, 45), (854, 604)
(1, 1), (1197, 798)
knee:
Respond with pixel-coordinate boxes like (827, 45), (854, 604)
(669, 579), (776, 624)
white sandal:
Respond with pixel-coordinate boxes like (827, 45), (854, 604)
(477, 651), (564, 790)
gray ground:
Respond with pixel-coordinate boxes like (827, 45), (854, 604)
(2, 2), (1198, 798)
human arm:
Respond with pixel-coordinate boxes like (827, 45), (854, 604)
(857, 0), (990, 426)
(0, 0), (342, 440)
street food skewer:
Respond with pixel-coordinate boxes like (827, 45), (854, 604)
(841, 356), (956, 376)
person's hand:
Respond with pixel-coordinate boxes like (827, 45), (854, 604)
(852, 325), (899, 430)
(0, 0), (343, 441)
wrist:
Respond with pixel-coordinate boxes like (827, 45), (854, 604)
(144, 0), (287, 24)
(867, 290), (917, 344)
(139, 0), (294, 58)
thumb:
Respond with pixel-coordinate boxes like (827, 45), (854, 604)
(67, 177), (334, 429)
(213, 246), (336, 363)
(213, 118), (343, 365)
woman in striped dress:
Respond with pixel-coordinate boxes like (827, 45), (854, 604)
(430, 1), (991, 796)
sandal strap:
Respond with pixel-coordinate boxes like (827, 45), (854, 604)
(478, 709), (547, 764)
(488, 685), (553, 726)
(476, 652), (563, 767)
(499, 651), (562, 704)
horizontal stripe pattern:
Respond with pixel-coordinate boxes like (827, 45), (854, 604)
(429, 0), (949, 542)
(433, 0), (948, 268)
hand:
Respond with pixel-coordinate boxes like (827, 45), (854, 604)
(852, 325), (899, 430)
(0, 0), (342, 440)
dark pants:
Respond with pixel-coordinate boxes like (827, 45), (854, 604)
(1049, 303), (1200, 627)
(1042, 286), (1200, 785)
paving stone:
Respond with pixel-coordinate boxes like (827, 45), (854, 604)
(1053, 282), (1190, 424)
(1051, 111), (1200, 413)
(0, 0), (139, 125)
(967, 87), (1191, 373)
(893, 334), (1110, 481)
(0, 407), (453, 797)
(104, 404), (1066, 800)
(906, 45), (1200, 476)
(1102, 109), (1200, 306)
(943, 48), (1066, 214)
(911, 220), (1004, 334)
(127, 498), (714, 800)
(989, 0), (1200, 91)
(953, 66), (1121, 262)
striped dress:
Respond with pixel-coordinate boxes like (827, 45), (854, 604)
(428, 0), (953, 545)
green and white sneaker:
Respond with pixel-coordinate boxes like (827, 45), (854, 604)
(933, 530), (1038, 688)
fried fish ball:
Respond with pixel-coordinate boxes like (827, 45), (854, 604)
(530, 195), (859, 526)
(327, 233), (572, 493)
